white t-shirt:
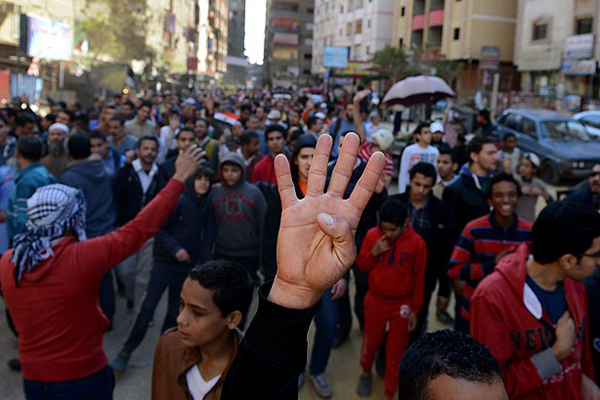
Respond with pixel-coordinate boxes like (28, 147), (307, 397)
(186, 366), (221, 400)
(398, 143), (440, 194)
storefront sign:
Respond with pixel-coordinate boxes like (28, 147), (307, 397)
(480, 46), (500, 70)
(565, 34), (594, 59)
(337, 61), (376, 77)
(561, 60), (596, 75)
(26, 15), (73, 61)
(517, 48), (561, 71)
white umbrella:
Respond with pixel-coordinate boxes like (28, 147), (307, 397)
(382, 75), (455, 106)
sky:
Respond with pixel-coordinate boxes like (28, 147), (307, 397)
(244, 0), (267, 65)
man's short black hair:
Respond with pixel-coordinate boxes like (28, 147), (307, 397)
(16, 112), (35, 127)
(68, 133), (91, 160)
(487, 173), (521, 199)
(240, 104), (252, 113)
(438, 144), (457, 162)
(265, 124), (286, 140)
(478, 109), (490, 122)
(532, 201), (600, 264)
(89, 129), (107, 142)
(75, 112), (89, 124)
(110, 115), (126, 126)
(414, 122), (430, 135)
(307, 116), (318, 129)
(241, 130), (259, 146)
(410, 162), (437, 182)
(137, 135), (159, 149)
(16, 136), (44, 161)
(58, 109), (75, 123)
(399, 330), (501, 400)
(44, 113), (56, 125)
(0, 113), (7, 125)
(122, 100), (134, 109)
(139, 101), (152, 110)
(503, 132), (516, 141)
(177, 126), (196, 139)
(379, 199), (408, 226)
(467, 135), (496, 164)
(188, 260), (254, 317)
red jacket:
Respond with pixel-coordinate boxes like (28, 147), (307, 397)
(0, 179), (185, 382)
(471, 243), (594, 400)
(356, 225), (427, 313)
(250, 155), (277, 185)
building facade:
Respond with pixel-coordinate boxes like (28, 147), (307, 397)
(312, 0), (395, 76)
(392, 0), (519, 96)
(225, 0), (248, 85)
(263, 0), (315, 88)
(198, 0), (229, 83)
(514, 0), (599, 107)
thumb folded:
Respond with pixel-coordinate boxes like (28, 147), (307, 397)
(318, 213), (353, 244)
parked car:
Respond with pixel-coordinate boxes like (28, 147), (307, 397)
(496, 108), (600, 184)
(573, 111), (600, 140)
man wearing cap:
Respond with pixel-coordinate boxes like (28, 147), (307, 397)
(567, 163), (600, 212)
(41, 123), (70, 178)
(0, 148), (202, 399)
(430, 121), (445, 149)
(515, 153), (553, 222)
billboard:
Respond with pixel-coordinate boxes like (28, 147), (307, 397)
(26, 15), (73, 61)
(565, 34), (594, 59)
(480, 46), (500, 70)
(323, 46), (349, 69)
(561, 60), (596, 75)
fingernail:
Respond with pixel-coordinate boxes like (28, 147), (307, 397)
(320, 213), (334, 226)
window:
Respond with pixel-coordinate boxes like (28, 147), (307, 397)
(339, 28), (343, 36)
(304, 53), (312, 60)
(502, 113), (522, 131)
(533, 23), (548, 41)
(356, 20), (362, 34)
(366, 45), (370, 54)
(576, 18), (593, 34)
(367, 19), (371, 28)
(307, 7), (314, 14)
(401, 7), (405, 17)
(521, 118), (537, 138)
(543, 121), (590, 141)
(399, 38), (404, 47)
(581, 115), (600, 130)
(347, 22), (352, 36)
(453, 28), (460, 40)
(303, 69), (311, 75)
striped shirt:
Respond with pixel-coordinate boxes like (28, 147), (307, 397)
(448, 213), (533, 321)
(358, 142), (394, 177)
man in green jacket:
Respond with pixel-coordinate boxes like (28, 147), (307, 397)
(6, 136), (56, 245)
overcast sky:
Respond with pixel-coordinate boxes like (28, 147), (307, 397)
(244, 0), (266, 64)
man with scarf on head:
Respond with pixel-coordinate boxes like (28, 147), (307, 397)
(0, 146), (203, 400)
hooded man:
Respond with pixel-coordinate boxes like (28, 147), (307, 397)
(209, 152), (267, 284)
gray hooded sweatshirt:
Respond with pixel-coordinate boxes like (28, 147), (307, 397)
(209, 152), (267, 257)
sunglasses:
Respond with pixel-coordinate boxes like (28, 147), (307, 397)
(575, 250), (600, 259)
(591, 172), (600, 177)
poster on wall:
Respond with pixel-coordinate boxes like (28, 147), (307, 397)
(10, 74), (43, 103)
(26, 15), (73, 61)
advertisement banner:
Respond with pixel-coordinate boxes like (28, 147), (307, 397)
(565, 34), (594, 59)
(27, 15), (73, 61)
(517, 48), (561, 71)
(273, 33), (299, 45)
(480, 46), (500, 70)
(561, 60), (596, 75)
(323, 46), (349, 69)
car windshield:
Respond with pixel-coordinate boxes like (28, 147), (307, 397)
(542, 120), (591, 141)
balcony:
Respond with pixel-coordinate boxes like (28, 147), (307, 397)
(430, 0), (445, 11)
(428, 10), (444, 27)
(413, 0), (425, 15)
(413, 15), (425, 30)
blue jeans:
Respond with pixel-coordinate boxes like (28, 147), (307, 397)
(309, 289), (339, 376)
(23, 365), (114, 400)
(121, 261), (189, 355)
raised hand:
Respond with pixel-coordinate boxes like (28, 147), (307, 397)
(269, 133), (385, 309)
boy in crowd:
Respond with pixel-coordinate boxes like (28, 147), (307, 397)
(210, 153), (266, 285)
(356, 200), (427, 400)
(89, 130), (120, 179)
(151, 261), (253, 399)
(398, 123), (439, 194)
(108, 116), (138, 158)
(112, 168), (215, 372)
(515, 153), (553, 221)
(236, 131), (262, 182)
(498, 132), (521, 176)
(158, 127), (197, 188)
(389, 162), (455, 335)
(251, 125), (287, 185)
(399, 330), (508, 400)
(432, 144), (459, 200)
(471, 201), (600, 400)
(448, 174), (533, 333)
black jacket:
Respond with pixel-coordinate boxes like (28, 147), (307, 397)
(113, 163), (161, 226)
(157, 156), (177, 190)
(585, 269), (600, 385)
(153, 186), (215, 266)
(221, 283), (318, 400)
(443, 171), (489, 238)
(389, 192), (454, 298)
(566, 187), (600, 210)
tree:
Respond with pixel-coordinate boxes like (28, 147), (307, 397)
(372, 45), (415, 81)
(76, 0), (154, 64)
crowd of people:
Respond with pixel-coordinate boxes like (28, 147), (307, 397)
(0, 87), (599, 400)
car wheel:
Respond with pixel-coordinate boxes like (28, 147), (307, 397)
(540, 160), (560, 184)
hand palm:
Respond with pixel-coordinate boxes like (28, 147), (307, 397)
(272, 133), (385, 307)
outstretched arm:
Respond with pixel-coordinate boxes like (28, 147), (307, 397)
(221, 133), (385, 399)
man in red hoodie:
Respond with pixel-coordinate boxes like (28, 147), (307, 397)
(0, 146), (202, 399)
(471, 201), (600, 400)
(355, 199), (427, 400)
